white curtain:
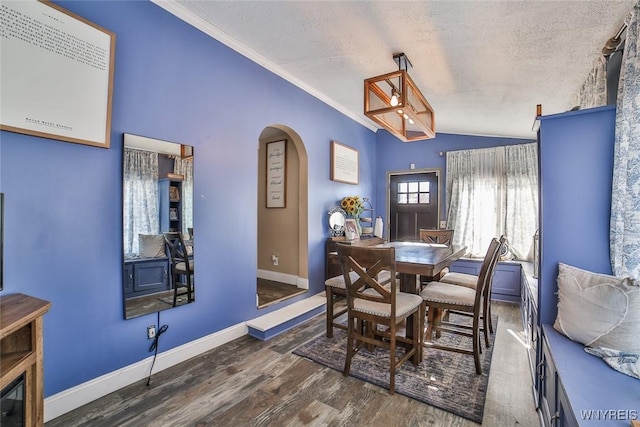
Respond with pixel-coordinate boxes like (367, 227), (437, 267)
(174, 158), (193, 235)
(573, 56), (608, 109)
(446, 143), (538, 259)
(123, 148), (159, 257)
(611, 1), (640, 277)
(504, 144), (539, 260)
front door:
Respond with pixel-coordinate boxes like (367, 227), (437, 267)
(389, 171), (440, 241)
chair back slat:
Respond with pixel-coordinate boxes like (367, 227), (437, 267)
(473, 238), (501, 306)
(164, 232), (192, 274)
(336, 244), (397, 307)
(419, 229), (454, 245)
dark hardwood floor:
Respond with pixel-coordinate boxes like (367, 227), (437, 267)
(257, 278), (306, 307)
(46, 301), (538, 426)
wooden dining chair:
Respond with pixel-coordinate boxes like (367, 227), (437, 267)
(438, 235), (506, 342)
(325, 266), (392, 338)
(418, 228), (454, 245)
(420, 238), (501, 374)
(324, 271), (357, 338)
(418, 229), (455, 289)
(336, 244), (423, 395)
(163, 232), (194, 306)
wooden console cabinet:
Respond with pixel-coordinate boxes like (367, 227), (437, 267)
(0, 293), (51, 426)
(325, 236), (384, 280)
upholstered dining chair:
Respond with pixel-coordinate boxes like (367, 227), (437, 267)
(325, 267), (392, 338)
(420, 238), (501, 374)
(336, 244), (423, 395)
(324, 270), (357, 338)
(163, 232), (194, 306)
(418, 228), (455, 289)
(438, 235), (506, 342)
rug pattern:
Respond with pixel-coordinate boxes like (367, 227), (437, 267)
(292, 314), (497, 424)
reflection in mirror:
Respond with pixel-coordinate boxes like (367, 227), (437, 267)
(122, 134), (194, 319)
(328, 207), (346, 237)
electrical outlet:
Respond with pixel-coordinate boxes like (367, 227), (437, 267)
(147, 325), (156, 339)
(440, 220), (447, 229)
(272, 255), (279, 266)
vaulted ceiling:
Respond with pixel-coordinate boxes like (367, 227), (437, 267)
(156, 0), (634, 140)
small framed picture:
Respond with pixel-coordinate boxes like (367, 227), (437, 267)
(169, 186), (180, 201)
(344, 218), (359, 239)
(169, 208), (179, 221)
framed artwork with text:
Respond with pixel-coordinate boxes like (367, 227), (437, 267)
(331, 140), (359, 185)
(0, 1), (116, 148)
(266, 140), (286, 208)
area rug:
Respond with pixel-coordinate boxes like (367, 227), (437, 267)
(293, 314), (497, 424)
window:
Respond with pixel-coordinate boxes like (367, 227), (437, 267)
(397, 181), (430, 204)
(446, 143), (538, 259)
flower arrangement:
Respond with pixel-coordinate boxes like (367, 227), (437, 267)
(340, 195), (364, 218)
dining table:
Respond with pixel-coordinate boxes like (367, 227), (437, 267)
(375, 241), (467, 360)
(376, 241), (467, 292)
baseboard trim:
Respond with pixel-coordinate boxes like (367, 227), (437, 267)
(44, 322), (248, 422)
(257, 269), (309, 290)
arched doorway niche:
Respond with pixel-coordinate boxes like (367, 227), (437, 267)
(256, 125), (309, 308)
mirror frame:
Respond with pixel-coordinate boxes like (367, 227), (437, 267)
(121, 133), (194, 319)
(327, 207), (347, 237)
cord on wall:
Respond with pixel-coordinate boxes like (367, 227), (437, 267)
(146, 311), (168, 386)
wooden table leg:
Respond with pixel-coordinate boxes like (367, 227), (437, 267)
(399, 272), (423, 361)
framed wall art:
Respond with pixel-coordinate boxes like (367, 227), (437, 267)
(331, 140), (359, 185)
(0, 1), (116, 148)
(266, 140), (286, 208)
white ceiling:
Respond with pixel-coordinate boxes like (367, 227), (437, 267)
(155, 0), (634, 140)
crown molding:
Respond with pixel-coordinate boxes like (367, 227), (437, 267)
(151, 1), (378, 133)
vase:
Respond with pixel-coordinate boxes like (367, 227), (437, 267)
(355, 216), (362, 236)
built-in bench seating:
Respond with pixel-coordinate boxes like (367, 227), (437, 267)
(540, 324), (639, 427)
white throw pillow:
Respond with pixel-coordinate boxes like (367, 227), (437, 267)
(554, 263), (640, 354)
(138, 234), (166, 258)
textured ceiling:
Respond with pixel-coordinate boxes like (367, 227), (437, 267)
(156, 0), (634, 139)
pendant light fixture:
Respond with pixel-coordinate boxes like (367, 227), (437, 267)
(364, 53), (435, 142)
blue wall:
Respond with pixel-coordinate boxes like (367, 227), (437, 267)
(0, 1), (378, 397)
(374, 130), (533, 224)
(538, 106), (616, 324)
(0, 0), (543, 401)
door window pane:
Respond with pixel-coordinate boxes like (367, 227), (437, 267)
(397, 181), (430, 204)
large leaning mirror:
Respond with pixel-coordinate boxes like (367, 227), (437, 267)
(122, 133), (194, 319)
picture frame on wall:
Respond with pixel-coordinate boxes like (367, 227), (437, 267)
(0, 1), (116, 148)
(266, 140), (286, 208)
(169, 186), (180, 201)
(331, 140), (359, 185)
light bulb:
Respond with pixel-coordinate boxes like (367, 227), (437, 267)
(409, 118), (415, 124)
(403, 113), (409, 120)
(390, 93), (399, 107)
